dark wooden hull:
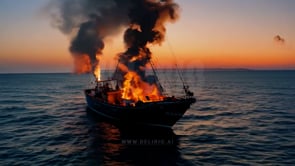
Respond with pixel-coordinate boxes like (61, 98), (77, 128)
(85, 89), (196, 128)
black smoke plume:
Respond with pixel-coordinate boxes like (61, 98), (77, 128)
(47, 0), (131, 73)
(48, 0), (179, 77)
(117, 0), (180, 81)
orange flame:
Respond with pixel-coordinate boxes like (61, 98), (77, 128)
(94, 65), (101, 82)
(93, 55), (101, 82)
(121, 71), (164, 103)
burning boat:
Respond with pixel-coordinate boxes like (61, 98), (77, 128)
(51, 0), (196, 127)
(77, 0), (197, 128)
(85, 58), (196, 128)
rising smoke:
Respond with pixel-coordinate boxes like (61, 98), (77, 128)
(118, 0), (179, 81)
(48, 0), (179, 79)
(47, 0), (131, 73)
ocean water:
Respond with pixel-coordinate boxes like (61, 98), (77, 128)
(0, 70), (294, 165)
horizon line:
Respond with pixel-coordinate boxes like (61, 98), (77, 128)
(1, 68), (295, 74)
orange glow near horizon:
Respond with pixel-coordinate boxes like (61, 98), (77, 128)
(1, 42), (294, 72)
(144, 43), (294, 69)
(1, 25), (294, 71)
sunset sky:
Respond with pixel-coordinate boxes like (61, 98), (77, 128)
(0, 0), (294, 73)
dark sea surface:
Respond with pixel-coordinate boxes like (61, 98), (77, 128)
(0, 70), (294, 165)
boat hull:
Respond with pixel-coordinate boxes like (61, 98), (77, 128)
(85, 89), (196, 128)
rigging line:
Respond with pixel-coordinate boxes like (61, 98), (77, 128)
(151, 47), (169, 91)
(151, 46), (172, 94)
(166, 37), (187, 88)
(150, 59), (165, 93)
(112, 57), (120, 80)
(148, 45), (165, 93)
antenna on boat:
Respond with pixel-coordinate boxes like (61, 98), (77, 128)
(166, 38), (194, 97)
(174, 61), (194, 97)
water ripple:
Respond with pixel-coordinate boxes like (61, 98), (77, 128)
(0, 71), (294, 165)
